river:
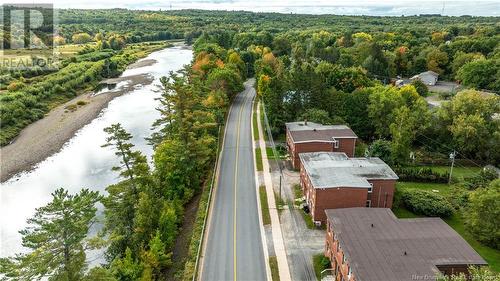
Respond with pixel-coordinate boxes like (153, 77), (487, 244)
(0, 44), (193, 260)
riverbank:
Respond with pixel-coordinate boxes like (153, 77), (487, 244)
(0, 73), (154, 182)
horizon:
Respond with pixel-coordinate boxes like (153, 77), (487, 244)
(3, 0), (500, 16)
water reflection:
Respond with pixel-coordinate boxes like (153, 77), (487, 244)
(0, 45), (193, 259)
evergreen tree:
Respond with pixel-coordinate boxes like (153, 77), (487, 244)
(0, 189), (100, 281)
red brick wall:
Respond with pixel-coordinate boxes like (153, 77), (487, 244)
(334, 138), (356, 157)
(367, 179), (396, 208)
(325, 224), (357, 281)
(290, 138), (357, 169)
(312, 188), (367, 223)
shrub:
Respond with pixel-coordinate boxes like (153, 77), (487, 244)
(76, 100), (88, 106)
(65, 104), (77, 111)
(463, 168), (498, 190)
(400, 189), (453, 217)
(394, 166), (449, 183)
(465, 180), (500, 250)
(411, 79), (429, 96)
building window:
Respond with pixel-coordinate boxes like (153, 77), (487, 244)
(333, 139), (339, 149)
(348, 267), (352, 279)
(366, 200), (371, 207)
(342, 253), (346, 264)
(368, 183), (373, 193)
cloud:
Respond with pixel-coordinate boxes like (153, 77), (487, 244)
(3, 0), (499, 16)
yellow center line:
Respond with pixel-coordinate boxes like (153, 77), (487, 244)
(233, 90), (248, 281)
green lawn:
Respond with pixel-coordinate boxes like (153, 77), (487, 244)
(396, 181), (454, 196)
(269, 256), (280, 281)
(393, 181), (500, 272)
(444, 213), (500, 272)
(253, 101), (259, 141)
(260, 103), (268, 141)
(274, 191), (285, 214)
(293, 184), (303, 203)
(255, 148), (263, 171)
(259, 186), (271, 225)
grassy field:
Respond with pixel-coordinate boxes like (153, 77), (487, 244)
(253, 101), (259, 141)
(260, 103), (268, 141)
(394, 181), (500, 272)
(396, 181), (454, 196)
(269, 256), (280, 281)
(259, 186), (271, 225)
(255, 148), (263, 171)
(444, 213), (500, 272)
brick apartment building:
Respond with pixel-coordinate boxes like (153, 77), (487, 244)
(299, 152), (398, 224)
(286, 121), (357, 169)
(324, 208), (487, 281)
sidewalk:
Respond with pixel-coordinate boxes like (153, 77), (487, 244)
(255, 101), (292, 281)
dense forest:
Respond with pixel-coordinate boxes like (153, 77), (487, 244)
(0, 8), (499, 281)
(1, 9), (499, 145)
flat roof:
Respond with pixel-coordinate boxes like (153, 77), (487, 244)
(285, 122), (357, 142)
(299, 152), (398, 188)
(325, 208), (487, 281)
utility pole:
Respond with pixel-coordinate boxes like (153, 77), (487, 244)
(448, 150), (456, 184)
(262, 101), (283, 202)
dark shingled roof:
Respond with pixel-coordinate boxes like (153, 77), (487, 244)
(286, 122), (357, 143)
(325, 208), (487, 281)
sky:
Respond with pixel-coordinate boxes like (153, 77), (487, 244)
(2, 0), (499, 16)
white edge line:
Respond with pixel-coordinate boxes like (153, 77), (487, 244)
(197, 86), (234, 281)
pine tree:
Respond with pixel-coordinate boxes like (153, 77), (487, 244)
(0, 188), (100, 281)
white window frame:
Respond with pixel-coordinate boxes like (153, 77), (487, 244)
(368, 182), (373, 193)
(366, 200), (371, 207)
(333, 139), (339, 149)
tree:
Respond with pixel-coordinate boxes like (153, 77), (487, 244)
(426, 47), (449, 75)
(465, 179), (500, 250)
(368, 86), (404, 138)
(140, 231), (172, 280)
(368, 139), (392, 164)
(110, 248), (143, 281)
(410, 79), (429, 96)
(0, 188), (100, 281)
(362, 43), (390, 78)
(300, 108), (332, 125)
(437, 90), (499, 161)
(449, 114), (489, 158)
(103, 123), (151, 198)
(457, 59), (499, 91)
(102, 124), (152, 258)
(72, 33), (92, 44)
(451, 51), (484, 76)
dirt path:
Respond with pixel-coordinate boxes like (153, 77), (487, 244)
(0, 74), (153, 182)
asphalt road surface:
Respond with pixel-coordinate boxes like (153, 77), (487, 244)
(201, 79), (267, 281)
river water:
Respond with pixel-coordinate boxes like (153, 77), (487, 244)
(0, 44), (193, 259)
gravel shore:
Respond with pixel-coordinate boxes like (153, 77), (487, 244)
(0, 73), (154, 182)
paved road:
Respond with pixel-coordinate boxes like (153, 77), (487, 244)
(201, 79), (267, 281)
